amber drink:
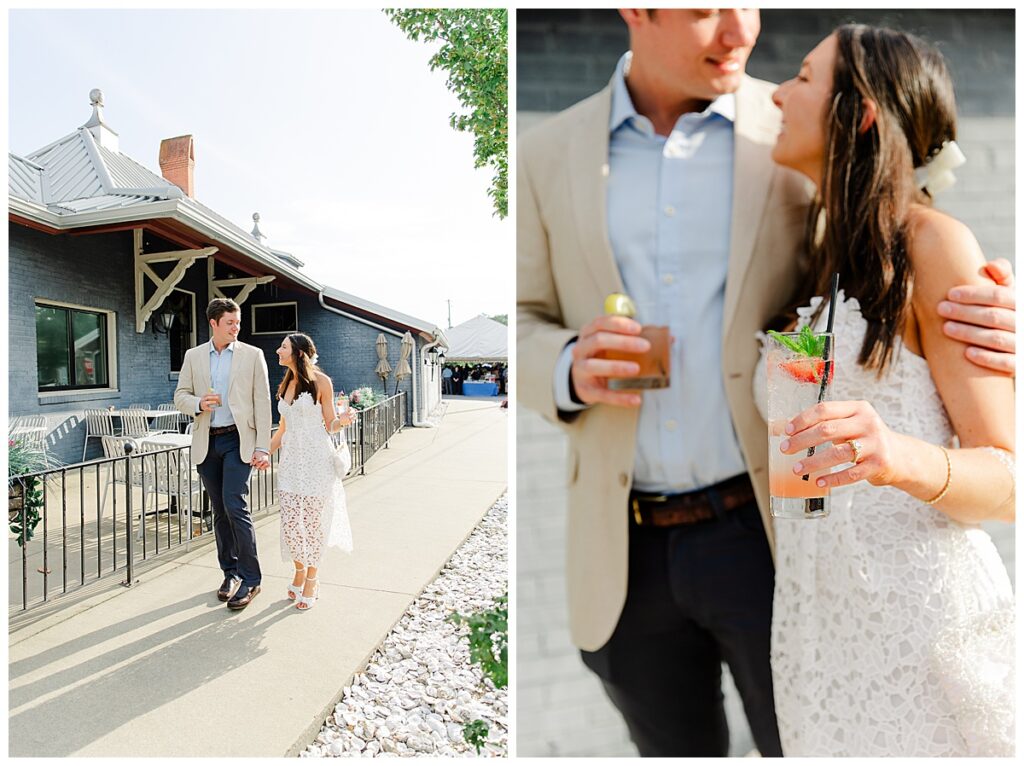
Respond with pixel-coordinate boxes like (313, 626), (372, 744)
(602, 293), (670, 390)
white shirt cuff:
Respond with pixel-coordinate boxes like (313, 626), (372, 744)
(554, 341), (589, 413)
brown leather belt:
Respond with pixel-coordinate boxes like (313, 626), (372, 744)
(630, 474), (755, 527)
(209, 424), (238, 436)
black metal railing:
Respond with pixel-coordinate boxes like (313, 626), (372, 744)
(8, 441), (279, 615)
(8, 391), (408, 615)
(342, 391), (407, 475)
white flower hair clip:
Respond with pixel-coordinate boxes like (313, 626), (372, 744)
(915, 140), (966, 196)
(309, 353), (319, 366)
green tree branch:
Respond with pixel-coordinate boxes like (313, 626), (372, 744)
(385, 8), (508, 219)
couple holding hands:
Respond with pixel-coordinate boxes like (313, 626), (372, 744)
(174, 298), (354, 612)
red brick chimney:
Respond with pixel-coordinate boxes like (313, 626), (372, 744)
(159, 135), (195, 197)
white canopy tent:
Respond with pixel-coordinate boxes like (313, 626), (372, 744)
(444, 315), (507, 362)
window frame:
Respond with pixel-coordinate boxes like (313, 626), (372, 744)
(34, 298), (118, 394)
(251, 301), (298, 336)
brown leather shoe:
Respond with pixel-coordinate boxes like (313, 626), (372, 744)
(227, 584), (261, 610)
(217, 576), (242, 602)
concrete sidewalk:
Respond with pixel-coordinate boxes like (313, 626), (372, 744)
(8, 399), (507, 757)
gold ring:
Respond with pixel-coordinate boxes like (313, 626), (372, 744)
(849, 439), (864, 464)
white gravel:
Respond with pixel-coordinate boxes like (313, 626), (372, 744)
(301, 492), (508, 758)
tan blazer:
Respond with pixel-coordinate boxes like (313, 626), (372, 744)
(517, 75), (813, 651)
(174, 341), (272, 466)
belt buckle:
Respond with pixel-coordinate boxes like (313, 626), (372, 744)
(632, 494), (668, 526)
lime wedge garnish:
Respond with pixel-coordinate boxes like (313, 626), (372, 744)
(604, 293), (637, 317)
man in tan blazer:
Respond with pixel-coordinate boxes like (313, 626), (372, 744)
(175, 298), (272, 610)
(518, 9), (1016, 757)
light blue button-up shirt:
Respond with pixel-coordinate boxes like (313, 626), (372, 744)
(208, 341), (236, 428)
(555, 52), (747, 493)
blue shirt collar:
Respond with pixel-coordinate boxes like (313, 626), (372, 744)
(609, 51), (736, 134)
(210, 340), (236, 354)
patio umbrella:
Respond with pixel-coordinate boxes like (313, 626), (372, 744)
(394, 332), (413, 395)
(375, 333), (392, 384)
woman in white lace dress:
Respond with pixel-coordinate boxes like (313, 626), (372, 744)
(268, 333), (354, 610)
(759, 25), (1015, 755)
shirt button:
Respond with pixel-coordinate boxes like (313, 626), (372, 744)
(661, 274), (674, 285)
(664, 205), (676, 217)
(619, 472), (629, 487)
(665, 419), (677, 431)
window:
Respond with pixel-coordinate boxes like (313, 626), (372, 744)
(252, 302), (298, 335)
(35, 302), (112, 391)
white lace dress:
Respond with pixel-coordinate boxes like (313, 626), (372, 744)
(277, 392), (353, 565)
(753, 292), (1014, 757)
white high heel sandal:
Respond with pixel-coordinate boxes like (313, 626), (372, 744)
(296, 576), (319, 610)
(287, 565), (305, 600)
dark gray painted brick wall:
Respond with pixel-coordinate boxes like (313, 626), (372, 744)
(517, 9), (1014, 117)
(9, 224), (425, 465)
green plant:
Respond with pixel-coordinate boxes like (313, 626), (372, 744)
(384, 8), (508, 219)
(8, 439), (47, 547)
(462, 719), (489, 754)
(349, 386), (383, 411)
(449, 592), (508, 754)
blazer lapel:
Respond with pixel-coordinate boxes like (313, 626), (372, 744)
(723, 76), (779, 334)
(568, 85), (625, 300)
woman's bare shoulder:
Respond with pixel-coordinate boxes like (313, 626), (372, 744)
(907, 205), (987, 302)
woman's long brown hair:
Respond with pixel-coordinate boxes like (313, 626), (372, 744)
(277, 333), (321, 402)
(779, 25), (957, 374)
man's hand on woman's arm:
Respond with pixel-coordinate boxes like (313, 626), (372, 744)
(939, 258), (1016, 375)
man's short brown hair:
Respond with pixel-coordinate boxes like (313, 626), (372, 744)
(207, 298), (241, 323)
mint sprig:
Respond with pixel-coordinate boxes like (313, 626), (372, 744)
(767, 326), (826, 358)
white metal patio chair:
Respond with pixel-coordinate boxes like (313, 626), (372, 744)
(100, 436), (151, 540)
(146, 444), (204, 534)
(153, 403), (182, 435)
(82, 409), (116, 461)
(120, 409), (155, 439)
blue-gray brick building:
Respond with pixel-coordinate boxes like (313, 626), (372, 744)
(9, 91), (446, 466)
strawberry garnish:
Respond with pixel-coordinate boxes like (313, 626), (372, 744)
(779, 358), (833, 384)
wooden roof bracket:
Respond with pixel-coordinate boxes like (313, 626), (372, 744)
(134, 227), (217, 333)
(207, 257), (275, 306)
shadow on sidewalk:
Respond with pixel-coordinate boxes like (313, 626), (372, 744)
(9, 592), (295, 756)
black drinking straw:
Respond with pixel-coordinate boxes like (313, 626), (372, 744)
(802, 272), (840, 481)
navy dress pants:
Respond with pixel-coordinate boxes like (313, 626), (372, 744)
(196, 430), (262, 587)
(580, 496), (782, 757)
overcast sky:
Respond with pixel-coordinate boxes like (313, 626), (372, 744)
(8, 8), (511, 329)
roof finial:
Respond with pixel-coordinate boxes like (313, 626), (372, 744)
(251, 212), (265, 241)
(84, 89), (105, 128)
(82, 87), (119, 151)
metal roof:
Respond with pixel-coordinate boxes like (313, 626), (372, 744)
(8, 154), (44, 203)
(27, 131), (108, 203)
(96, 142), (176, 191)
(9, 97), (445, 340)
(321, 285), (441, 337)
(49, 194), (163, 214)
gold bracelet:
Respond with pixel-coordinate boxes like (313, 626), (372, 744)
(924, 445), (952, 505)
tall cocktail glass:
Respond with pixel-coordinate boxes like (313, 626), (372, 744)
(766, 331), (834, 519)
